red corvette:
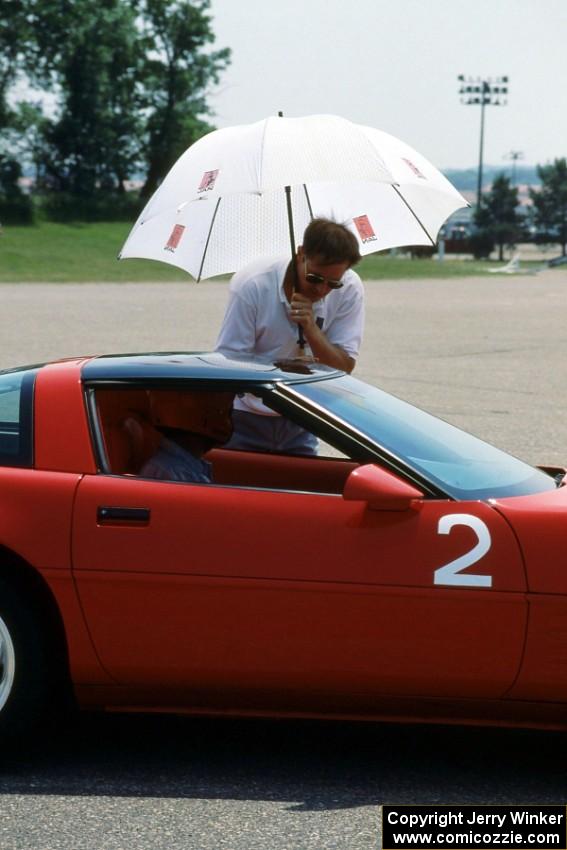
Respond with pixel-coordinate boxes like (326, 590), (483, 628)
(1, 351), (566, 737)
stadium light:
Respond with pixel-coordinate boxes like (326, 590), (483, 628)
(504, 149), (524, 185)
(457, 75), (509, 210)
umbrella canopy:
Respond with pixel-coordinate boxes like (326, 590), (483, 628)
(120, 114), (467, 280)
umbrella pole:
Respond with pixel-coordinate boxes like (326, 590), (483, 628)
(279, 111), (305, 349)
(284, 184), (305, 349)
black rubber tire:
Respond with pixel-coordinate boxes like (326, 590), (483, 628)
(0, 577), (59, 741)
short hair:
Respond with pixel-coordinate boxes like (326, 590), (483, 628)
(302, 218), (361, 267)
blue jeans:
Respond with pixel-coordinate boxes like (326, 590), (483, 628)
(224, 410), (318, 456)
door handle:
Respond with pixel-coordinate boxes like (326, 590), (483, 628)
(97, 506), (151, 525)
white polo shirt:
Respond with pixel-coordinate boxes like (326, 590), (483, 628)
(215, 255), (365, 415)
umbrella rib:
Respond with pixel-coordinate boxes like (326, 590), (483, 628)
(391, 185), (436, 246)
(303, 184), (314, 219)
(197, 197), (222, 282)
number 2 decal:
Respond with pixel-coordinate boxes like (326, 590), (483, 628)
(434, 514), (493, 588)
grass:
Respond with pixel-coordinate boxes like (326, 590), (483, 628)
(0, 221), (187, 283)
(0, 220), (539, 283)
(358, 253), (491, 279)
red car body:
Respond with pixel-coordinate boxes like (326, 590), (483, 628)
(1, 353), (566, 736)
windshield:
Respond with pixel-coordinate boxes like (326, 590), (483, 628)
(293, 376), (555, 500)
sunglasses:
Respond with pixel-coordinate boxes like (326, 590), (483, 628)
(303, 259), (344, 290)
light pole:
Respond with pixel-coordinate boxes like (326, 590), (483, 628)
(457, 75), (509, 211)
(504, 149), (524, 185)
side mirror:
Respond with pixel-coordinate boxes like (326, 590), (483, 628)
(343, 464), (424, 511)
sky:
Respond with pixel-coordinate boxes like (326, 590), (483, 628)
(207, 0), (566, 172)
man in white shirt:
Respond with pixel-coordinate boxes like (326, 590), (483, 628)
(216, 218), (364, 455)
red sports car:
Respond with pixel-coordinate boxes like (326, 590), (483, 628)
(0, 352), (565, 737)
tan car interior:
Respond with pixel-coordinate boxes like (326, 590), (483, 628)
(95, 388), (359, 495)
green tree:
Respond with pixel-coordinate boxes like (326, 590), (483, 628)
(30, 0), (143, 195)
(529, 158), (567, 257)
(0, 154), (34, 224)
(475, 174), (521, 262)
(0, 1), (30, 130)
(9, 102), (50, 185)
(2, 0), (230, 211)
(136, 0), (230, 198)
(0, 3), (36, 223)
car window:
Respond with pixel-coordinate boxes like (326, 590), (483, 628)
(292, 375), (556, 500)
(92, 386), (355, 494)
(0, 368), (36, 467)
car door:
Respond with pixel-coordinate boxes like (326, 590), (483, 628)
(71, 471), (527, 709)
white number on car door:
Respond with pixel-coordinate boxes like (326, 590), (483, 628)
(434, 514), (492, 588)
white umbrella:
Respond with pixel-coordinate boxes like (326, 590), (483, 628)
(120, 114), (467, 280)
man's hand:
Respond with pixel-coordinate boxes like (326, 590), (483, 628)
(290, 292), (355, 373)
(290, 292), (316, 331)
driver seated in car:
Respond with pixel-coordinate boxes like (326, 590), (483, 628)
(140, 391), (234, 484)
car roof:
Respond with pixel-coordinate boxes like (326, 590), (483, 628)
(81, 352), (343, 386)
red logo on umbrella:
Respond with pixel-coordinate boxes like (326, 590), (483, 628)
(165, 224), (186, 252)
(403, 158), (426, 179)
(198, 170), (219, 192)
(353, 215), (377, 243)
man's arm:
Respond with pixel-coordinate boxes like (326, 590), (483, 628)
(290, 292), (357, 373)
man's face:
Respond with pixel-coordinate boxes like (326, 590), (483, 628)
(296, 250), (349, 303)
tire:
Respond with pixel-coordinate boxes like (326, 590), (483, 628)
(0, 577), (61, 741)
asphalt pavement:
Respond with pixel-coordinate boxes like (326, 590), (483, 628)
(2, 715), (567, 850)
(1, 268), (567, 849)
